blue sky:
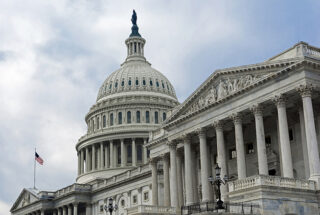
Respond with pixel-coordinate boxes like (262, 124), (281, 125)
(0, 1), (320, 214)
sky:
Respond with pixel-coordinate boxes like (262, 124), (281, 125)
(0, 0), (320, 214)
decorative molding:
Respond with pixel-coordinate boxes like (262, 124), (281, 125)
(250, 104), (263, 116)
(229, 113), (242, 125)
(296, 84), (313, 98)
(272, 94), (287, 108)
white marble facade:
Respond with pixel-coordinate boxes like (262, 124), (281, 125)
(10, 15), (320, 215)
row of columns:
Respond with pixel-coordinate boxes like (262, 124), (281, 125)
(151, 85), (320, 207)
(78, 139), (149, 175)
(26, 203), (79, 215)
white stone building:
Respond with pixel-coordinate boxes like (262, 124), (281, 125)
(10, 11), (320, 215)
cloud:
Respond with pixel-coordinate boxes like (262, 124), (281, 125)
(0, 0), (319, 210)
(0, 200), (10, 215)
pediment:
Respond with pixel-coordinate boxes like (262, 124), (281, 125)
(11, 188), (39, 211)
(166, 59), (299, 124)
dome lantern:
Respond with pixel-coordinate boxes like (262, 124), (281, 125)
(124, 10), (146, 63)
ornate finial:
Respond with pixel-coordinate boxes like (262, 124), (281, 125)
(130, 9), (141, 37)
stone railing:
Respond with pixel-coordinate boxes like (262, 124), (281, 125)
(305, 46), (320, 57)
(127, 205), (176, 215)
(92, 164), (151, 191)
(228, 175), (316, 192)
(55, 183), (91, 198)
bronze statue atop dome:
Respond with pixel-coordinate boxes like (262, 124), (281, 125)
(130, 9), (141, 37)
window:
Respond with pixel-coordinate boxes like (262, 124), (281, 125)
(166, 82), (169, 90)
(136, 111), (141, 123)
(229, 148), (237, 159)
(103, 115), (106, 127)
(109, 83), (112, 89)
(136, 79), (139, 86)
(143, 192), (149, 201)
(155, 111), (158, 124)
(121, 199), (125, 207)
(121, 80), (124, 86)
(265, 136), (271, 149)
(96, 117), (99, 129)
(115, 82), (118, 88)
(146, 111), (150, 123)
(143, 79), (146, 85)
(133, 195), (138, 204)
(247, 143), (254, 154)
(162, 81), (165, 88)
(150, 79), (153, 86)
(156, 81), (159, 87)
(128, 79), (132, 86)
(289, 128), (294, 141)
(127, 111), (131, 124)
(110, 113), (114, 126)
(137, 144), (142, 161)
(163, 112), (166, 121)
(134, 42), (137, 53)
(118, 112), (122, 124)
(100, 205), (103, 212)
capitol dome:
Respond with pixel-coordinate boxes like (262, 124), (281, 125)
(76, 11), (179, 184)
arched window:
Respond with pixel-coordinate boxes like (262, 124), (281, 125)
(163, 112), (166, 121)
(91, 120), (94, 131)
(103, 115), (106, 127)
(121, 80), (124, 87)
(136, 111), (141, 123)
(162, 81), (165, 88)
(127, 111), (131, 124)
(143, 79), (146, 86)
(118, 112), (122, 124)
(146, 111), (150, 123)
(115, 82), (118, 88)
(155, 111), (158, 124)
(149, 79), (153, 86)
(156, 81), (159, 87)
(109, 83), (112, 89)
(110, 113), (114, 126)
(128, 79), (132, 86)
(136, 79), (139, 86)
(97, 117), (100, 129)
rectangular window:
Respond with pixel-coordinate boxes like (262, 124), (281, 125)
(133, 195), (138, 204)
(136, 111), (141, 123)
(155, 111), (158, 124)
(246, 143), (254, 154)
(118, 112), (122, 125)
(97, 117), (99, 129)
(143, 192), (149, 201)
(265, 135), (271, 149)
(110, 113), (114, 126)
(146, 111), (150, 123)
(100, 205), (103, 212)
(229, 148), (237, 159)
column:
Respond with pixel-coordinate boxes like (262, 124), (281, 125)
(68, 205), (72, 215)
(169, 142), (178, 207)
(78, 152), (81, 175)
(114, 143), (118, 167)
(176, 150), (184, 207)
(183, 135), (194, 205)
(88, 147), (92, 171)
(214, 121), (227, 199)
(80, 150), (84, 174)
(62, 207), (66, 215)
(110, 141), (114, 168)
(298, 85), (320, 182)
(41, 210), (44, 215)
(143, 139), (148, 164)
(85, 203), (91, 215)
(251, 105), (268, 175)
(105, 143), (109, 168)
(85, 147), (89, 172)
(73, 203), (78, 215)
(162, 154), (170, 206)
(57, 208), (61, 215)
(92, 144), (96, 171)
(298, 106), (310, 178)
(100, 142), (104, 169)
(191, 150), (199, 202)
(150, 158), (158, 205)
(97, 147), (100, 169)
(197, 128), (212, 202)
(132, 138), (137, 166)
(273, 95), (293, 178)
(121, 139), (126, 167)
(53, 210), (57, 215)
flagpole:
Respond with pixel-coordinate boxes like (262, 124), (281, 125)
(34, 148), (36, 189)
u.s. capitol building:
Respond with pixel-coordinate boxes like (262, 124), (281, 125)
(11, 11), (320, 215)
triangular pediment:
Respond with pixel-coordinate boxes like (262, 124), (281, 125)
(165, 59), (300, 124)
(11, 188), (40, 211)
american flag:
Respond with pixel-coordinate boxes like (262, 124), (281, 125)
(35, 152), (44, 165)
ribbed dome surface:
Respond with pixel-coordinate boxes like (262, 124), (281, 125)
(97, 60), (177, 102)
